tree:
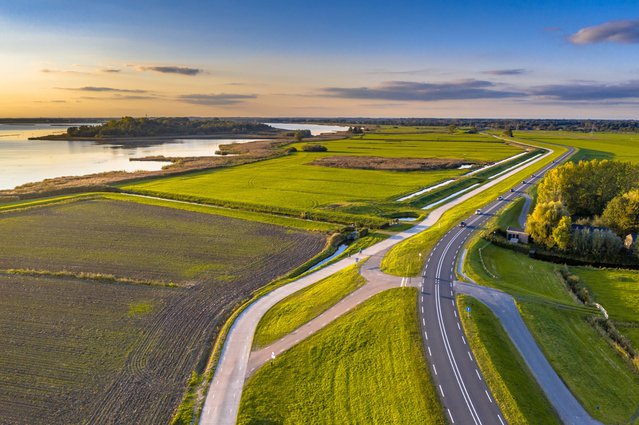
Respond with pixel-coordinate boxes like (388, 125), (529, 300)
(570, 227), (591, 256)
(591, 229), (623, 261)
(601, 189), (639, 236)
(552, 215), (572, 251)
(537, 159), (639, 217)
(447, 124), (457, 134)
(526, 200), (569, 248)
(502, 127), (513, 138)
(301, 143), (327, 152)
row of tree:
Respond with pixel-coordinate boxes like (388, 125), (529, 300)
(66, 117), (274, 138)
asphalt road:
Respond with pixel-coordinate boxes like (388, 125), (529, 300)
(418, 147), (575, 425)
(200, 145), (556, 425)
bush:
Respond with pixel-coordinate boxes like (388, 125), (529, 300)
(302, 144), (328, 152)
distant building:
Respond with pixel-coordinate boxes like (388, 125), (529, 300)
(506, 226), (529, 244)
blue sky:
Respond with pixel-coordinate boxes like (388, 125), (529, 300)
(1, 0), (639, 117)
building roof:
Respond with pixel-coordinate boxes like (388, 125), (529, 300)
(506, 226), (527, 234)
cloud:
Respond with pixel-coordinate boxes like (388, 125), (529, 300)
(531, 80), (639, 100)
(139, 65), (203, 76)
(570, 19), (639, 44)
(101, 68), (121, 73)
(58, 86), (148, 93)
(41, 68), (90, 75)
(80, 94), (157, 101)
(366, 68), (434, 76)
(482, 69), (527, 76)
(177, 93), (256, 105)
(322, 80), (523, 101)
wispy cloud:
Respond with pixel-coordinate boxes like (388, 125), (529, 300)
(482, 69), (527, 76)
(177, 93), (256, 105)
(322, 80), (523, 101)
(570, 19), (639, 44)
(366, 68), (434, 76)
(138, 65), (203, 76)
(80, 94), (157, 101)
(531, 80), (639, 100)
(41, 68), (90, 75)
(101, 68), (121, 73)
(57, 86), (148, 93)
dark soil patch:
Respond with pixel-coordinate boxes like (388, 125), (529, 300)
(309, 155), (480, 171)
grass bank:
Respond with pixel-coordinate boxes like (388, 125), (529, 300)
(238, 289), (445, 424)
(253, 264), (365, 348)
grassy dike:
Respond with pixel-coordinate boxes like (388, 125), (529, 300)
(457, 295), (561, 425)
(381, 141), (567, 276)
(253, 264), (365, 348)
(238, 289), (446, 425)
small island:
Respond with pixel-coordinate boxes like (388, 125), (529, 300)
(30, 116), (281, 141)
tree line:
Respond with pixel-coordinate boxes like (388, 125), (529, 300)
(66, 117), (274, 138)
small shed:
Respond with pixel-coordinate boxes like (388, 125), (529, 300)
(506, 226), (529, 244)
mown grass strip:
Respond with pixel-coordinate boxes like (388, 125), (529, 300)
(457, 295), (561, 425)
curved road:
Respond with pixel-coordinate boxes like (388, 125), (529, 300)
(200, 144), (558, 425)
(418, 146), (576, 425)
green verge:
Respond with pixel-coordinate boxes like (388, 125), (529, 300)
(457, 295), (561, 425)
(466, 242), (639, 424)
(496, 197), (525, 231)
(381, 141), (567, 276)
(253, 263), (365, 349)
(238, 288), (445, 425)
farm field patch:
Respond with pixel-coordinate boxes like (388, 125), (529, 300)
(0, 273), (174, 424)
(0, 198), (325, 424)
(0, 198), (324, 285)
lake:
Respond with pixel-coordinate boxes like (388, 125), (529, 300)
(0, 122), (348, 190)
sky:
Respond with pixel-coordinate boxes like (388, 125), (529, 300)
(1, 0), (639, 118)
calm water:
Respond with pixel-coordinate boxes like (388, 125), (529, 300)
(0, 122), (346, 190)
(265, 122), (349, 135)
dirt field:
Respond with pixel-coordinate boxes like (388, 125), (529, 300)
(0, 199), (326, 424)
(309, 155), (478, 171)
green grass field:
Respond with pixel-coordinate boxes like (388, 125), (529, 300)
(254, 264), (365, 348)
(0, 197), (326, 285)
(466, 242), (639, 424)
(305, 132), (521, 160)
(457, 295), (561, 425)
(238, 289), (445, 425)
(121, 131), (523, 224)
(514, 131), (639, 163)
(571, 268), (639, 323)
